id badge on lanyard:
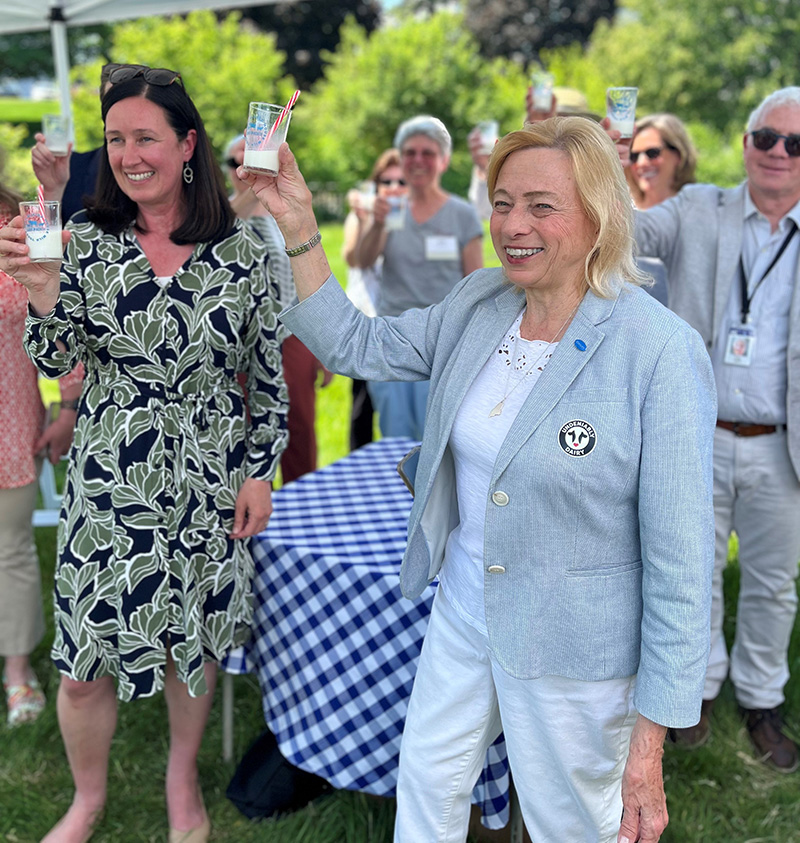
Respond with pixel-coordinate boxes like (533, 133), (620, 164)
(723, 323), (756, 366)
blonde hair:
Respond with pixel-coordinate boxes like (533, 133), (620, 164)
(487, 117), (646, 298)
(633, 113), (697, 192)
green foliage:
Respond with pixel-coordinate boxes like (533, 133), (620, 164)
(0, 25), (111, 79)
(540, 0), (800, 188)
(69, 11), (293, 159)
(544, 0), (800, 137)
(0, 122), (38, 197)
(0, 98), (60, 123)
(292, 11), (528, 195)
(241, 1), (382, 89)
(689, 122), (745, 189)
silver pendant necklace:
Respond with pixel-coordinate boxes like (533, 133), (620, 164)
(488, 303), (579, 418)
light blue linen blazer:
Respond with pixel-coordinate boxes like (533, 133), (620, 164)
(281, 269), (717, 728)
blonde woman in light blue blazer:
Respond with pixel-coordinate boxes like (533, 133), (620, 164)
(241, 118), (717, 843)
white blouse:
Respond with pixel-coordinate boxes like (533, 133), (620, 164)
(438, 309), (557, 635)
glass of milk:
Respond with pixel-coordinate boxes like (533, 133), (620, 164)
(476, 120), (499, 156)
(605, 87), (638, 138)
(530, 70), (554, 112)
(384, 196), (407, 232)
(42, 114), (70, 156)
(243, 102), (291, 175)
(19, 200), (62, 262)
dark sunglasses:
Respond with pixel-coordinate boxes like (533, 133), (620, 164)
(629, 145), (676, 164)
(106, 65), (183, 88)
(225, 157), (239, 169)
(750, 128), (800, 157)
(377, 178), (406, 187)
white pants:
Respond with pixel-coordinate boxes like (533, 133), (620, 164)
(705, 427), (800, 709)
(394, 588), (637, 843)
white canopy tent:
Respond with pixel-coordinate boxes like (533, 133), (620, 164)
(0, 1), (282, 119)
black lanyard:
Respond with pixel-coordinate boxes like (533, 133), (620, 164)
(738, 220), (798, 323)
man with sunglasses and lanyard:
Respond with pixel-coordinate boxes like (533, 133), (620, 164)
(614, 86), (800, 772)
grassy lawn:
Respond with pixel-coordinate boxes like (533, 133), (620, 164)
(0, 98), (61, 124)
(11, 219), (800, 841)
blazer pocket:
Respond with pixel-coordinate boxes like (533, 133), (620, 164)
(566, 559), (643, 578)
(564, 387), (629, 403)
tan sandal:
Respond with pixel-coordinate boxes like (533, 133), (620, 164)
(3, 674), (46, 727)
(169, 815), (210, 843)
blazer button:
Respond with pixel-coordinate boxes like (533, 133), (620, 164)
(487, 564), (506, 574)
(491, 490), (510, 506)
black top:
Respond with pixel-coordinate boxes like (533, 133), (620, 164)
(62, 147), (103, 223)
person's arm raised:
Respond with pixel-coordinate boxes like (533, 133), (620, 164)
(238, 143), (332, 301)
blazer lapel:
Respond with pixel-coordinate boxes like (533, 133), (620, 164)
(427, 284), (525, 456)
(492, 290), (614, 482)
(713, 184), (747, 342)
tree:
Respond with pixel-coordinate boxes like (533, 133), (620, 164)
(292, 10), (529, 194)
(0, 26), (111, 80)
(69, 10), (292, 158)
(240, 0), (381, 89)
(464, 0), (615, 64)
(544, 0), (800, 136)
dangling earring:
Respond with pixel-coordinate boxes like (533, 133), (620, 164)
(183, 163), (194, 184)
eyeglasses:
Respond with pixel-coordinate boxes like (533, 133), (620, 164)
(401, 149), (438, 160)
(225, 157), (239, 169)
(377, 178), (406, 187)
(106, 65), (183, 88)
(749, 128), (800, 157)
(629, 146), (676, 164)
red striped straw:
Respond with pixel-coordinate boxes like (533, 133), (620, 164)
(37, 184), (46, 219)
(263, 90), (301, 147)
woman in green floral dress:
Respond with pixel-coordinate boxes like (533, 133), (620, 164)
(0, 68), (288, 843)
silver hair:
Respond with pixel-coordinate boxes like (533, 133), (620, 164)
(746, 87), (800, 132)
(393, 115), (452, 156)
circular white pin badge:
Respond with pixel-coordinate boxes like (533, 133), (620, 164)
(558, 419), (597, 457)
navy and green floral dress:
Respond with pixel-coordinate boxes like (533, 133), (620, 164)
(24, 219), (288, 701)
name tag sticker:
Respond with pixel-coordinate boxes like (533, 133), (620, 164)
(425, 235), (459, 261)
(723, 324), (756, 367)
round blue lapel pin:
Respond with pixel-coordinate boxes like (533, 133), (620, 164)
(574, 339), (587, 352)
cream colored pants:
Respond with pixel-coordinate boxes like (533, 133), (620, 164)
(0, 480), (45, 658)
(394, 587), (637, 843)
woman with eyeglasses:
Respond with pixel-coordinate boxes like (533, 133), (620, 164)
(354, 116), (484, 441)
(342, 148), (406, 449)
(0, 68), (287, 843)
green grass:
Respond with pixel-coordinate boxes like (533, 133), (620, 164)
(14, 221), (800, 842)
(0, 98), (61, 124)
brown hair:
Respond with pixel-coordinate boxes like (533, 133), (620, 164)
(86, 73), (234, 244)
(370, 148), (401, 182)
(487, 117), (646, 298)
(633, 113), (697, 192)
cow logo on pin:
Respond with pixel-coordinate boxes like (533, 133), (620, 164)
(558, 419), (597, 457)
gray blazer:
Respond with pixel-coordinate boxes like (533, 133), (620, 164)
(281, 269), (716, 728)
(634, 182), (800, 479)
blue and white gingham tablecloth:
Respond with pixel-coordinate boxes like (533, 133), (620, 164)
(223, 437), (511, 829)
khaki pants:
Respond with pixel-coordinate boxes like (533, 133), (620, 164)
(0, 479), (45, 658)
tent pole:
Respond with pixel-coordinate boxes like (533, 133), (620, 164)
(49, 4), (73, 125)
